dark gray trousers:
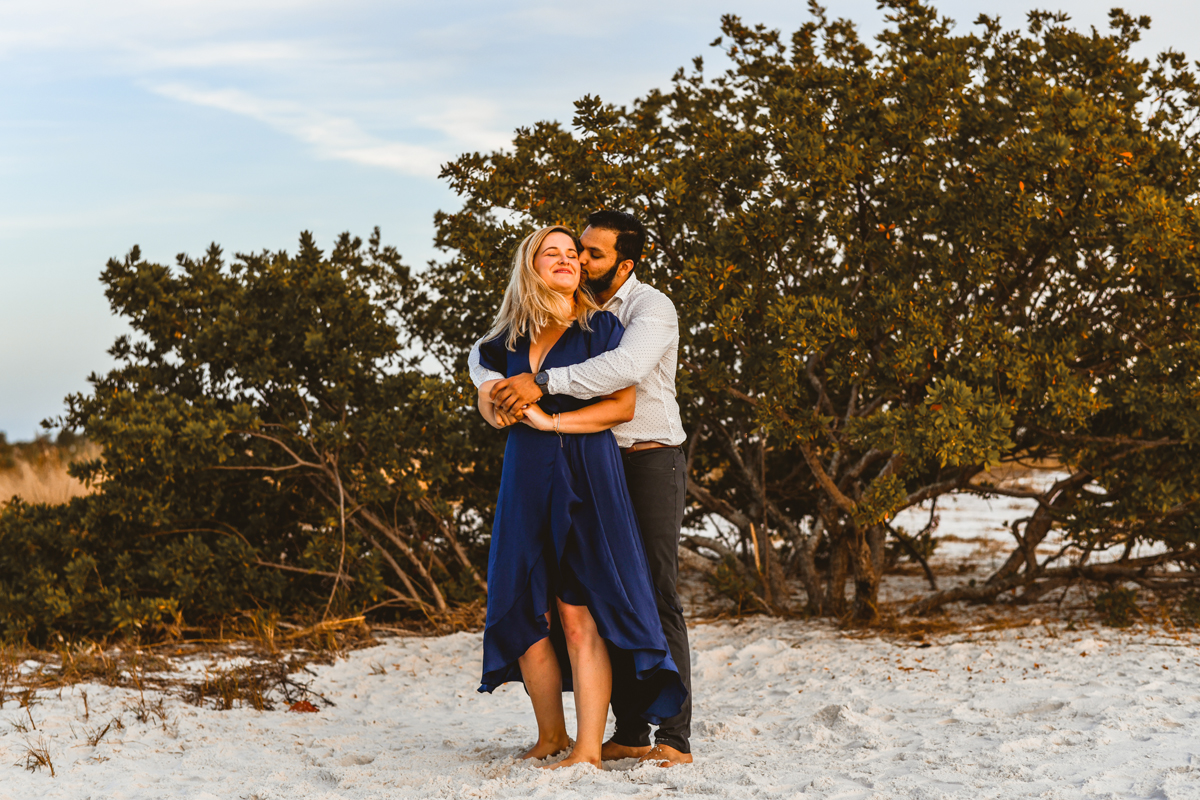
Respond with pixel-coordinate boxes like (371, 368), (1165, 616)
(609, 446), (692, 753)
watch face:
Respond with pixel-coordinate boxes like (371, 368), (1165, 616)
(536, 372), (549, 385)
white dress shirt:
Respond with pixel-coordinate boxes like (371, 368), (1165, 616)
(468, 273), (686, 449)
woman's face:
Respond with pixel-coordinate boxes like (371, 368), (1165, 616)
(533, 231), (580, 296)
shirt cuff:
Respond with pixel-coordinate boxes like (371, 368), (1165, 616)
(472, 368), (505, 387)
(545, 366), (569, 396)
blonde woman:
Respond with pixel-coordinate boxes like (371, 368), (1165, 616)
(475, 226), (685, 770)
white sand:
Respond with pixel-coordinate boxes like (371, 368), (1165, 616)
(3, 618), (1199, 800)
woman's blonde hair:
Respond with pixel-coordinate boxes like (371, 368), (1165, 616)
(486, 225), (602, 350)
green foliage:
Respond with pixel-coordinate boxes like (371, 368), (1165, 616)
(417, 1), (1200, 619)
(1095, 586), (1140, 628)
(1, 229), (491, 643)
(1177, 592), (1200, 627)
(706, 555), (761, 613)
(0, 497), (260, 641)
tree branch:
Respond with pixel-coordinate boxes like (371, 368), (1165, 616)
(798, 440), (857, 516)
(687, 477), (754, 530)
(254, 560), (356, 583)
(908, 547), (1200, 616)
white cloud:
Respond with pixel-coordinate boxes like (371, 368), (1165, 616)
(126, 39), (330, 70)
(415, 102), (514, 153)
(0, 0), (513, 174)
(151, 82), (450, 177)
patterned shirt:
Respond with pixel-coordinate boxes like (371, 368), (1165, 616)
(468, 273), (686, 449)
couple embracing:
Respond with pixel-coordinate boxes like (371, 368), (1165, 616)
(468, 211), (693, 770)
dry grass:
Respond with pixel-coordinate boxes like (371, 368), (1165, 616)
(0, 615), (382, 714)
(20, 737), (55, 777)
(0, 441), (99, 506)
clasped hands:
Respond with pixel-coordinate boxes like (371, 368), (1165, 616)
(490, 373), (551, 430)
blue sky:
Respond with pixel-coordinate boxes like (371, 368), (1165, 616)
(2, 0), (1196, 439)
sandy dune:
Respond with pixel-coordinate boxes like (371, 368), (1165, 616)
(2, 617), (1198, 800)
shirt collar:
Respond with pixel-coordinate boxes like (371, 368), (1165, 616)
(604, 271), (639, 310)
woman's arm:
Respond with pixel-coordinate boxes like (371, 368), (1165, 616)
(478, 380), (521, 428)
(522, 386), (635, 434)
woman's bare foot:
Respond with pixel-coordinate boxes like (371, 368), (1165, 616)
(521, 735), (571, 760)
(540, 748), (601, 770)
(600, 740), (651, 761)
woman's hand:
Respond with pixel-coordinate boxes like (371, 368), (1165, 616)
(494, 405), (521, 428)
(520, 403), (554, 432)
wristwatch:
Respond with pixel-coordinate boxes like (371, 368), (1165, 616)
(534, 371), (550, 396)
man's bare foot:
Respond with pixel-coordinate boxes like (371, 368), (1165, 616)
(637, 744), (693, 768)
(520, 735), (570, 760)
(540, 749), (601, 770)
(600, 741), (652, 761)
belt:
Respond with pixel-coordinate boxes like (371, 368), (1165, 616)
(621, 441), (677, 454)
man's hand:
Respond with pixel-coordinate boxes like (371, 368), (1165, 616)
(491, 373), (544, 415)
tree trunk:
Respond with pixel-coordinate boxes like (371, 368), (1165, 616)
(826, 533), (849, 615)
(985, 472), (1090, 587)
(792, 531), (825, 614)
(850, 526), (882, 621)
(868, 524), (887, 580)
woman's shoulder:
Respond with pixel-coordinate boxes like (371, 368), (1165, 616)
(477, 330), (515, 372)
(587, 310), (624, 334)
(580, 310), (624, 355)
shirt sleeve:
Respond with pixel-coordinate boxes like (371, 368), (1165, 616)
(469, 335), (506, 387)
(546, 292), (677, 399)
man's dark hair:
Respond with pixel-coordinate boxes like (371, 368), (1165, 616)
(586, 209), (647, 269)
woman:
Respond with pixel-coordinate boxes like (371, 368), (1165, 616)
(475, 225), (685, 770)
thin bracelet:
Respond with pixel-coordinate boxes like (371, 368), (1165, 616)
(553, 413), (563, 447)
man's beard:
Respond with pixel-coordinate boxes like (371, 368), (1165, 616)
(585, 262), (619, 294)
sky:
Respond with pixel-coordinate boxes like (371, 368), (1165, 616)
(2, 0), (1197, 440)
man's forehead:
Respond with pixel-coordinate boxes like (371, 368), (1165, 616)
(580, 226), (617, 249)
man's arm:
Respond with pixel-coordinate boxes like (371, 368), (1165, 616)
(547, 293), (677, 399)
(468, 338), (505, 388)
(490, 292), (677, 414)
(477, 380), (520, 428)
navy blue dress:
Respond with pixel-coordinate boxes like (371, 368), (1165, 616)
(476, 311), (686, 725)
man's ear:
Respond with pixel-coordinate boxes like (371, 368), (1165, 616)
(617, 259), (635, 278)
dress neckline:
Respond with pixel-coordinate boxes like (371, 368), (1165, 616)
(526, 321), (577, 374)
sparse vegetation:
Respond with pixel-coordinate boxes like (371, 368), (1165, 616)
(707, 555), (768, 615)
(83, 718), (117, 747)
(1178, 592), (1200, 627)
(20, 737), (55, 777)
(1095, 587), (1141, 628)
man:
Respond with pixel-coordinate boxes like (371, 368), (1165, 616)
(468, 209), (693, 767)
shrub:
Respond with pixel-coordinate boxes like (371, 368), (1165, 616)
(1095, 587), (1140, 628)
(2, 230), (493, 644)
